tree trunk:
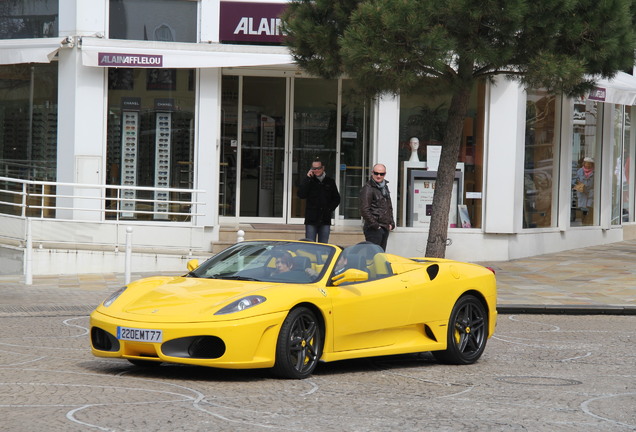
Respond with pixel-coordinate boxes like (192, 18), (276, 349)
(425, 87), (472, 258)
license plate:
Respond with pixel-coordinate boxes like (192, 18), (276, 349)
(117, 326), (163, 343)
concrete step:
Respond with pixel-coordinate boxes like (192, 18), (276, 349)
(212, 224), (365, 254)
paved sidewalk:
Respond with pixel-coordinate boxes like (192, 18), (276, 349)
(1, 241), (635, 314)
(479, 239), (636, 314)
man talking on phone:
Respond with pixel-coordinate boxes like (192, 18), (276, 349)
(297, 157), (341, 243)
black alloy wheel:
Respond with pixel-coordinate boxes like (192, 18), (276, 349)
(273, 306), (323, 379)
(433, 295), (488, 365)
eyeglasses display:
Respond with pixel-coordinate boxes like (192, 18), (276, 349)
(120, 111), (139, 218)
(154, 112), (172, 219)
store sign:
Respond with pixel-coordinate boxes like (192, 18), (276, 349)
(588, 87), (606, 102)
(219, 2), (287, 44)
(98, 53), (163, 67)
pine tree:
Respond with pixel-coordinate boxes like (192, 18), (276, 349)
(282, 0), (635, 257)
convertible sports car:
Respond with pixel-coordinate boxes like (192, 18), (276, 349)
(90, 240), (497, 379)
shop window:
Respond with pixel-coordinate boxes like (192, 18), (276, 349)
(0, 0), (58, 39)
(623, 107), (635, 222)
(523, 90), (559, 229)
(0, 63), (58, 181)
(570, 98), (602, 227)
(611, 105), (633, 225)
(109, 0), (197, 43)
(398, 82), (484, 229)
(106, 68), (196, 221)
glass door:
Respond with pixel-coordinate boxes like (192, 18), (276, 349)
(288, 78), (339, 223)
(220, 74), (370, 224)
(239, 76), (287, 220)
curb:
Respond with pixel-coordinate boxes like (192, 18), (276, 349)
(497, 304), (636, 315)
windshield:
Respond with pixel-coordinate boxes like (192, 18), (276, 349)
(189, 241), (338, 283)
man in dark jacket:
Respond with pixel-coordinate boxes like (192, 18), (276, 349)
(359, 163), (395, 251)
(297, 158), (341, 243)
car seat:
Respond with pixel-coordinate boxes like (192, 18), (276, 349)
(346, 254), (368, 273)
(292, 255), (311, 272)
(368, 253), (392, 280)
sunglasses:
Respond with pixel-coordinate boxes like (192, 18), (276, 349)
(310, 166), (323, 170)
(373, 171), (386, 176)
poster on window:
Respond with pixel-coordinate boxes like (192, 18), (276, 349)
(147, 69), (176, 91)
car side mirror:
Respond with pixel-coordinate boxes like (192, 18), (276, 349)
(186, 259), (199, 272)
(331, 268), (368, 286)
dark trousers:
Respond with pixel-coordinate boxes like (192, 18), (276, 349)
(305, 224), (331, 243)
(363, 226), (389, 251)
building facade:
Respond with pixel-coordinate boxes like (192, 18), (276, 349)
(1, 0), (635, 274)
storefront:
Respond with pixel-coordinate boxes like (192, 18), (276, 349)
(1, 0), (636, 272)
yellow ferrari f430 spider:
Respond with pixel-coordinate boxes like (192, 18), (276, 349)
(90, 240), (497, 379)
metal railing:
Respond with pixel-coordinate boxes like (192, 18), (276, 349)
(0, 176), (205, 223)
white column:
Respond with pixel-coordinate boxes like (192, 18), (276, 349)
(200, 0), (220, 43)
(195, 68), (221, 227)
(57, 0), (108, 220)
(373, 94), (400, 222)
(483, 77), (527, 233)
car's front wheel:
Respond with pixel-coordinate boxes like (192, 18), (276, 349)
(273, 307), (322, 379)
(433, 295), (488, 365)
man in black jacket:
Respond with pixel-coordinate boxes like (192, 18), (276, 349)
(297, 158), (341, 243)
(359, 163), (395, 251)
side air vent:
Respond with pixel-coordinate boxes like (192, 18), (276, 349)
(424, 325), (437, 342)
(426, 264), (439, 280)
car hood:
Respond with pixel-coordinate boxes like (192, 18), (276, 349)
(95, 276), (306, 323)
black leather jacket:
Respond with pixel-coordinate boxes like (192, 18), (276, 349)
(359, 179), (395, 230)
(297, 175), (341, 225)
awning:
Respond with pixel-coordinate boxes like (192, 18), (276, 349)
(0, 38), (61, 65)
(80, 37), (293, 69)
(589, 71), (636, 106)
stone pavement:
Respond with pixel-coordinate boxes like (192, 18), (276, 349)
(1, 240), (635, 314)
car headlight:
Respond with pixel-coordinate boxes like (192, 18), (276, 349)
(103, 286), (127, 307)
(215, 295), (266, 315)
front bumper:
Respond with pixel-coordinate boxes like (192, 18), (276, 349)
(90, 309), (286, 369)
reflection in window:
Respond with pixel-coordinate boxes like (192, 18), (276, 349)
(105, 68), (196, 221)
(109, 0), (197, 43)
(0, 63), (58, 180)
(571, 99), (601, 227)
(0, 0), (58, 39)
(523, 90), (558, 228)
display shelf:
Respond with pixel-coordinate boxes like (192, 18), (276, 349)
(154, 112), (172, 219)
(120, 110), (139, 218)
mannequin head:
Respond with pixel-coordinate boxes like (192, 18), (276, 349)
(409, 137), (420, 151)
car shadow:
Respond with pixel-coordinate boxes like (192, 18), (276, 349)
(82, 352), (440, 381)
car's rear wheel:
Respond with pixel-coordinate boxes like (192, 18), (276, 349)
(273, 307), (322, 379)
(433, 295), (488, 365)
